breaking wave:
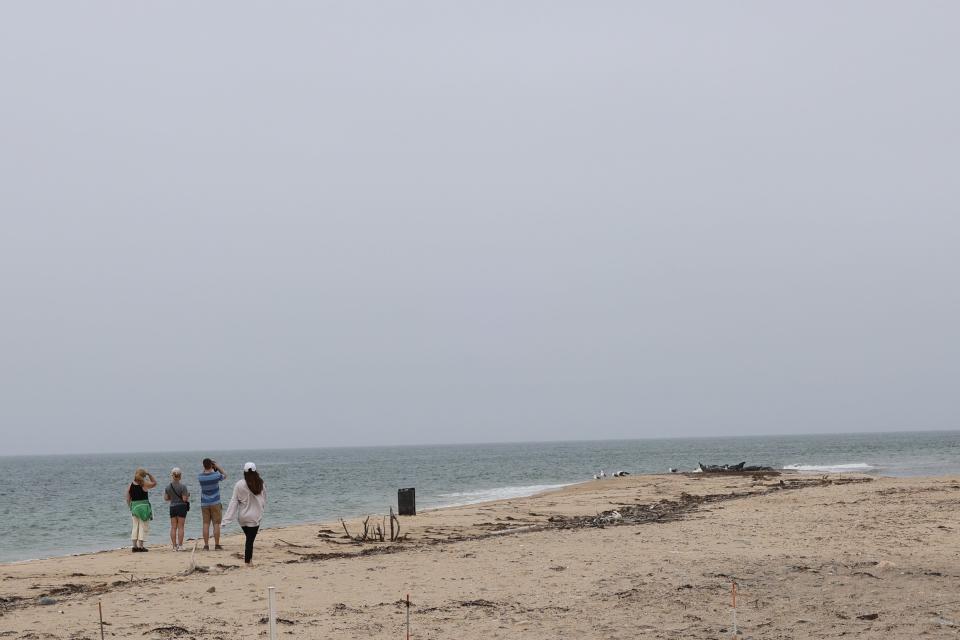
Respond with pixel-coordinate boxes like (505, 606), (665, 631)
(783, 462), (875, 473)
(433, 483), (575, 508)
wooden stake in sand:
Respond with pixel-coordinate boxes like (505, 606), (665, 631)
(731, 582), (738, 637)
(406, 593), (411, 640)
(98, 599), (105, 640)
(187, 540), (199, 573)
(267, 587), (277, 640)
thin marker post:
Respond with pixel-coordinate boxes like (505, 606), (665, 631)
(406, 593), (410, 640)
(267, 586), (277, 640)
(98, 599), (105, 640)
(731, 581), (738, 637)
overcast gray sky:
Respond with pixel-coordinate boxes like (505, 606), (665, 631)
(1, 2), (958, 455)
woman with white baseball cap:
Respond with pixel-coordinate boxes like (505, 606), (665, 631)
(222, 462), (267, 566)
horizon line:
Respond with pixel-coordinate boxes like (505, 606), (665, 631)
(4, 427), (957, 458)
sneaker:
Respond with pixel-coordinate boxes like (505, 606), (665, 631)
(215, 545), (223, 550)
(203, 545), (210, 551)
(140, 547), (149, 552)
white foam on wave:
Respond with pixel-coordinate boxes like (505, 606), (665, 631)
(433, 483), (576, 508)
(783, 462), (874, 473)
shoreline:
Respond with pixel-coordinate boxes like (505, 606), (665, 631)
(0, 469), (811, 566)
(0, 481), (584, 567)
(0, 479), (588, 567)
(0, 468), (934, 567)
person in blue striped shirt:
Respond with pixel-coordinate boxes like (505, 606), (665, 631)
(198, 458), (227, 550)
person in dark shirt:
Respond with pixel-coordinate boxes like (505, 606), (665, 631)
(125, 468), (157, 552)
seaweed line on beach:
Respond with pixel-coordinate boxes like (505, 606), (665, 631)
(284, 476), (874, 564)
(548, 476), (871, 529)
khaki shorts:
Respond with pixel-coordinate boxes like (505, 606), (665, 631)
(201, 504), (222, 526)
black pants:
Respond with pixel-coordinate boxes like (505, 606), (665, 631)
(241, 525), (259, 563)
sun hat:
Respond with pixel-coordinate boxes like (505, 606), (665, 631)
(171, 467), (182, 476)
(243, 462), (257, 472)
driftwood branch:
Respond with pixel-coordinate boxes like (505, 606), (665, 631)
(339, 512), (403, 544)
(276, 538), (309, 548)
(389, 507), (401, 542)
(180, 540), (206, 575)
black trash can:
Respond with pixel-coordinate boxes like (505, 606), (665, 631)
(398, 487), (416, 516)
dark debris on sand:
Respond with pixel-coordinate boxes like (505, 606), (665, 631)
(279, 476), (875, 567)
(549, 476), (874, 530)
(143, 626), (190, 637)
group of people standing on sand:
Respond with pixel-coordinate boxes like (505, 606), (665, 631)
(125, 458), (267, 565)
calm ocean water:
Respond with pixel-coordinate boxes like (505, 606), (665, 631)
(1, 431), (957, 563)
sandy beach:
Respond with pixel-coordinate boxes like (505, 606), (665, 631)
(2, 472), (958, 639)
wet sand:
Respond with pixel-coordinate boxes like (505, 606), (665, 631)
(2, 472), (959, 639)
